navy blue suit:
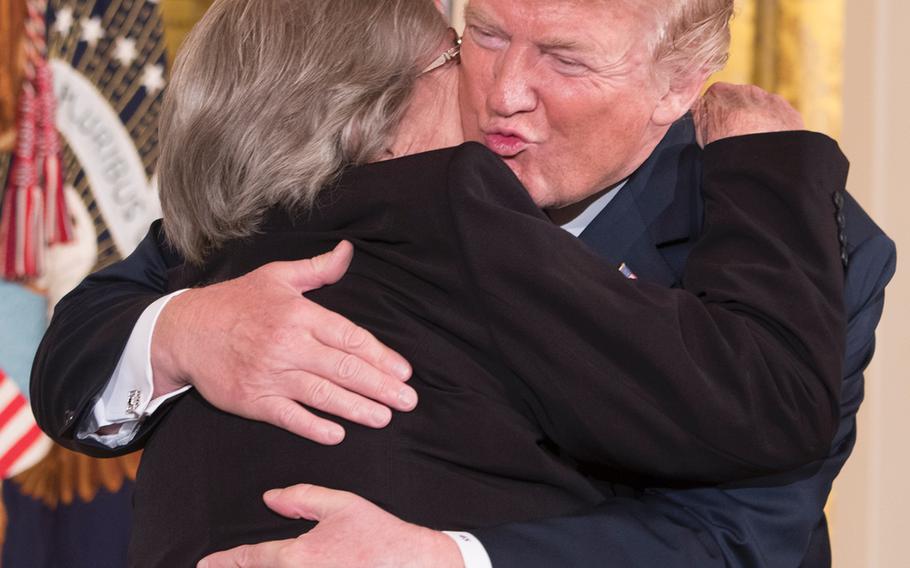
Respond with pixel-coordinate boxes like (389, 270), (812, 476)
(473, 119), (896, 567)
(31, 121), (895, 567)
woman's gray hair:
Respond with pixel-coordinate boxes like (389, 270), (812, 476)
(158, 0), (449, 263)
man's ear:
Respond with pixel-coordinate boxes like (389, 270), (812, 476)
(651, 69), (709, 126)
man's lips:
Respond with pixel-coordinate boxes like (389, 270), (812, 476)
(483, 131), (530, 157)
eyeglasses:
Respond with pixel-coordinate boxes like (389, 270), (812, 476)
(421, 37), (462, 75)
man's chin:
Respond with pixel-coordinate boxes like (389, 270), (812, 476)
(503, 158), (532, 188)
(515, 171), (557, 208)
(488, 153), (555, 207)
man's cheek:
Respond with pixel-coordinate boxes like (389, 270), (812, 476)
(461, 109), (484, 143)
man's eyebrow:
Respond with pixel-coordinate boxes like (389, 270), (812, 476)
(537, 38), (585, 53)
(463, 6), (500, 30)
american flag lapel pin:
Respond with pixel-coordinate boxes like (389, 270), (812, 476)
(618, 262), (638, 280)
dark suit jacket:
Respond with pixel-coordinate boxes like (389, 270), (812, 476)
(135, 131), (847, 564)
(30, 125), (877, 566)
(473, 119), (897, 568)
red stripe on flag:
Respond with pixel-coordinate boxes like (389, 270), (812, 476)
(0, 395), (27, 430)
(0, 424), (43, 477)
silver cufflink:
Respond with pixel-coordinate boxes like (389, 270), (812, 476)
(126, 389), (142, 416)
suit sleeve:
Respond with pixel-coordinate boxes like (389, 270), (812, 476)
(473, 227), (896, 568)
(30, 220), (175, 457)
(447, 132), (847, 483)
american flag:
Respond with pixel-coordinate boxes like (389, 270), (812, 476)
(0, 368), (52, 478)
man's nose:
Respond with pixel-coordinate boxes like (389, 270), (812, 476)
(487, 47), (537, 117)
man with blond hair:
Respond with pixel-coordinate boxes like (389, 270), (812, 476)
(33, 0), (895, 566)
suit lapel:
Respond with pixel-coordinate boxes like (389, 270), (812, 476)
(579, 116), (703, 287)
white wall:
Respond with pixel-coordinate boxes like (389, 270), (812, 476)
(450, 0), (467, 31)
(833, 0), (910, 566)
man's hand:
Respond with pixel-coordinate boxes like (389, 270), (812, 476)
(197, 484), (464, 568)
(692, 82), (805, 147)
(151, 241), (417, 445)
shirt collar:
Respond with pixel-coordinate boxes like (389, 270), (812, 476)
(559, 180), (627, 237)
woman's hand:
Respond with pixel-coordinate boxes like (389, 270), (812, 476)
(197, 485), (463, 568)
(692, 82), (805, 147)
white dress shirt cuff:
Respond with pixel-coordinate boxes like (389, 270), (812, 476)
(77, 289), (191, 447)
(444, 531), (493, 568)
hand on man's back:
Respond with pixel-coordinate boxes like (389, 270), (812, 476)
(693, 82), (806, 147)
(197, 484), (463, 568)
(151, 240), (417, 445)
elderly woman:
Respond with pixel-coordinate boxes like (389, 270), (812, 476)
(128, 0), (846, 564)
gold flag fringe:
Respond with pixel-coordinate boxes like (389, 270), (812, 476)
(9, 445), (141, 509)
(0, 0), (27, 144)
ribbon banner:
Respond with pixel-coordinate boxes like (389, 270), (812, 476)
(47, 0), (165, 270)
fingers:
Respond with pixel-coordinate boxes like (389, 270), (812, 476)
(197, 540), (291, 568)
(266, 240), (355, 292)
(256, 359), (412, 441)
(258, 248), (415, 388)
(275, 367), (395, 428)
(694, 82), (805, 144)
(307, 240), (354, 287)
(259, 397), (346, 445)
(263, 484), (357, 522)
(301, 344), (417, 414)
(691, 96), (708, 148)
(181, 243), (417, 444)
(308, 305), (413, 383)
